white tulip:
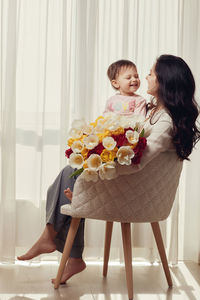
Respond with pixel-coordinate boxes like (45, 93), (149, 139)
(81, 168), (99, 182)
(117, 146), (135, 165)
(119, 116), (136, 129)
(107, 121), (120, 131)
(125, 130), (139, 144)
(83, 124), (93, 135)
(103, 112), (116, 119)
(103, 113), (121, 131)
(84, 134), (99, 149)
(94, 119), (106, 134)
(71, 119), (87, 129)
(69, 128), (83, 139)
(69, 153), (84, 169)
(69, 119), (87, 138)
(99, 162), (117, 180)
(102, 136), (117, 150)
(87, 154), (102, 170)
(71, 140), (84, 153)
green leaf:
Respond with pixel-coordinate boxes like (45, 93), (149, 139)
(69, 167), (84, 178)
(140, 128), (144, 137)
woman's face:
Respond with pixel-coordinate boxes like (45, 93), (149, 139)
(146, 64), (159, 97)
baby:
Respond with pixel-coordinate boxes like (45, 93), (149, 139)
(104, 59), (146, 116)
(65, 60), (147, 201)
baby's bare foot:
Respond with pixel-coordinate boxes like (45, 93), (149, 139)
(64, 188), (73, 201)
(52, 258), (86, 284)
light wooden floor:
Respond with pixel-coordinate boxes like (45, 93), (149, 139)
(0, 261), (200, 300)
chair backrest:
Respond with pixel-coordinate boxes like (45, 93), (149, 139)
(61, 151), (183, 223)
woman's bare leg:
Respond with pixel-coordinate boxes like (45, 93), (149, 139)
(17, 224), (57, 260)
(51, 257), (86, 284)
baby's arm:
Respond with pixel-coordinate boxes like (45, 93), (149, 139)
(64, 188), (73, 201)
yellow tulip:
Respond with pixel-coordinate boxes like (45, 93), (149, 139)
(111, 127), (124, 135)
(100, 149), (117, 162)
(81, 148), (89, 159)
(90, 115), (104, 127)
(68, 138), (75, 147)
(83, 161), (88, 169)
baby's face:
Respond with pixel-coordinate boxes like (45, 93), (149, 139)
(112, 66), (140, 96)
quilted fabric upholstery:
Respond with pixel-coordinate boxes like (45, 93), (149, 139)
(61, 151), (182, 223)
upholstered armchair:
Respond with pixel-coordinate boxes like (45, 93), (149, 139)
(54, 151), (183, 300)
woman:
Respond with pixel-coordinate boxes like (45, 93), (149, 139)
(17, 54), (200, 284)
(117, 54), (200, 177)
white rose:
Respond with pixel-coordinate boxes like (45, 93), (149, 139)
(102, 136), (117, 150)
(81, 168), (99, 182)
(117, 146), (135, 165)
(125, 130), (139, 144)
(69, 153), (84, 169)
(84, 134), (99, 149)
(99, 162), (117, 180)
(87, 154), (102, 170)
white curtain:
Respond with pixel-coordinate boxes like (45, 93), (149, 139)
(0, 0), (200, 264)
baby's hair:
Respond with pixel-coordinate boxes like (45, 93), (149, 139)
(107, 59), (136, 82)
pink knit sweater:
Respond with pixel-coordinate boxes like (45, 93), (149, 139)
(104, 94), (146, 117)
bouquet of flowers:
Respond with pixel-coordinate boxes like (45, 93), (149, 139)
(65, 112), (147, 182)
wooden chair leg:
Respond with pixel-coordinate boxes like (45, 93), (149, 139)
(121, 223), (133, 300)
(54, 217), (81, 289)
(151, 222), (173, 287)
(103, 221), (113, 277)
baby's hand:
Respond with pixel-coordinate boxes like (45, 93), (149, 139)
(64, 188), (73, 202)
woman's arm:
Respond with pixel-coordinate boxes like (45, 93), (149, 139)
(116, 111), (174, 175)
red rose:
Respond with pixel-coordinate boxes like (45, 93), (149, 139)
(134, 137), (147, 154)
(132, 155), (141, 164)
(132, 137), (147, 165)
(65, 148), (73, 158)
(138, 137), (147, 150)
(87, 142), (104, 158)
(112, 133), (128, 147)
(124, 127), (134, 133)
(132, 151), (143, 164)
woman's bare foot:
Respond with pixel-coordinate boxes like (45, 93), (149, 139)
(17, 224), (57, 260)
(64, 188), (73, 201)
(51, 258), (86, 284)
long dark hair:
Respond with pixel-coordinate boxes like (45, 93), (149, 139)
(155, 54), (200, 160)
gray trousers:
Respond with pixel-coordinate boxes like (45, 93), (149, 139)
(46, 165), (84, 258)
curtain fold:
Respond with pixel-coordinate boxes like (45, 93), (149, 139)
(178, 0), (200, 263)
(1, 0), (200, 263)
(0, 0), (17, 262)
